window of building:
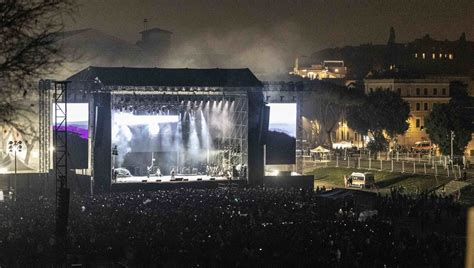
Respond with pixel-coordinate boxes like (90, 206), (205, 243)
(422, 53), (426, 59)
(416, 103), (420, 111)
(439, 53), (442, 58)
(416, 118), (421, 128)
(355, 133), (358, 141)
(416, 88), (420, 95)
(341, 130), (344, 140)
(415, 53), (418, 58)
(397, 88), (402, 95)
(449, 54), (453, 60)
(442, 88), (446, 95)
(370, 88), (373, 93)
(424, 88), (428, 95)
(433, 88), (437, 95)
(432, 53), (436, 59)
(424, 103), (428, 111)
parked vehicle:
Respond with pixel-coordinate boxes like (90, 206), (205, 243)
(412, 141), (432, 153)
(346, 172), (375, 189)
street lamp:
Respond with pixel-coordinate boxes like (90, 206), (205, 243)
(8, 140), (22, 201)
(450, 130), (455, 162)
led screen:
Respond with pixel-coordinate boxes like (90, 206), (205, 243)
(266, 103), (297, 165)
(53, 103), (89, 169)
(54, 103), (89, 140)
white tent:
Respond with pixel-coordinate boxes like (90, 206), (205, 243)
(332, 141), (353, 149)
(310, 146), (330, 154)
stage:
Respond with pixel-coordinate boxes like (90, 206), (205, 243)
(115, 174), (228, 183)
(111, 175), (246, 191)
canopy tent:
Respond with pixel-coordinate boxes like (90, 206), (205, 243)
(310, 146), (330, 153)
(332, 141), (353, 149)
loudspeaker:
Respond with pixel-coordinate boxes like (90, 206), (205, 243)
(210, 178), (215, 181)
(141, 180), (147, 183)
(197, 178), (202, 181)
(155, 179), (161, 182)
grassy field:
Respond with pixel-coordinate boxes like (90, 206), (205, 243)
(308, 167), (451, 194)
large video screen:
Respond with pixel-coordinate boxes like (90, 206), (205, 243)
(53, 103), (89, 169)
(266, 103), (297, 165)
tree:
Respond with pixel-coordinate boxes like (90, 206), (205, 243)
(310, 82), (363, 148)
(347, 89), (410, 152)
(425, 83), (474, 156)
(0, 0), (73, 163)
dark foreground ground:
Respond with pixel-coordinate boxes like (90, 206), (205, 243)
(0, 187), (467, 267)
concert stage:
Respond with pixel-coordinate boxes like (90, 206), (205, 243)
(49, 67), (268, 192)
(115, 174), (228, 183)
(111, 176), (246, 191)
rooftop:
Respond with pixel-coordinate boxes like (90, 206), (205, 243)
(67, 66), (263, 88)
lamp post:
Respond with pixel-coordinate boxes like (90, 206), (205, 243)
(8, 140), (22, 201)
(450, 130), (455, 162)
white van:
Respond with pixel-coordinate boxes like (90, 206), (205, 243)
(347, 172), (375, 189)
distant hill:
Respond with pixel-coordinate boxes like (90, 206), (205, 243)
(307, 29), (474, 80)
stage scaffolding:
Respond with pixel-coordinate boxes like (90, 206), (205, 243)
(38, 80), (51, 174)
(215, 95), (248, 171)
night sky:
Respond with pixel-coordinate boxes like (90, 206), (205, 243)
(66, 0), (473, 71)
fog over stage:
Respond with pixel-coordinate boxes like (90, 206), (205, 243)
(111, 93), (249, 182)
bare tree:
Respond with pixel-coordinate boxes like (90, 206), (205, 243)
(0, 0), (73, 163)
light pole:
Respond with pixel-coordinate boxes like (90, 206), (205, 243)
(450, 130), (455, 162)
(8, 140), (22, 201)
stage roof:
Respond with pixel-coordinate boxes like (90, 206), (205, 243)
(67, 66), (263, 88)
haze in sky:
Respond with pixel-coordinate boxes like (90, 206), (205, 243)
(65, 0), (473, 76)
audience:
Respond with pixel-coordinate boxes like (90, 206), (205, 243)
(0, 186), (466, 266)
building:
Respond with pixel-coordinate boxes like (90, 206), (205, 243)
(136, 27), (172, 63)
(290, 59), (347, 80)
(56, 27), (172, 79)
(310, 31), (474, 80)
(364, 77), (451, 145)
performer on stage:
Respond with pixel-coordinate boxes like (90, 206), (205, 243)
(170, 168), (176, 180)
(147, 165), (153, 178)
(155, 167), (161, 177)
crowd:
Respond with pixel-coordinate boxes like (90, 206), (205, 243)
(0, 186), (467, 267)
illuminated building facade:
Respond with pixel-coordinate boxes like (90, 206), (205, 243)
(290, 59), (347, 80)
(364, 78), (451, 146)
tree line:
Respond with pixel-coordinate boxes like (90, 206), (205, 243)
(307, 80), (473, 156)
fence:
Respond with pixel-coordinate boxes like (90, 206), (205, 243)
(303, 154), (468, 180)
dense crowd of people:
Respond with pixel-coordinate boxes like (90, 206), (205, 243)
(0, 186), (467, 266)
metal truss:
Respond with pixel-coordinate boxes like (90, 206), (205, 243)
(215, 95), (248, 172)
(53, 81), (69, 197)
(38, 80), (51, 174)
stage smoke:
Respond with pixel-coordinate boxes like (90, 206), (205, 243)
(148, 123), (160, 136)
(112, 120), (132, 166)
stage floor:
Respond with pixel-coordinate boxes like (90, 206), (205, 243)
(115, 174), (228, 183)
